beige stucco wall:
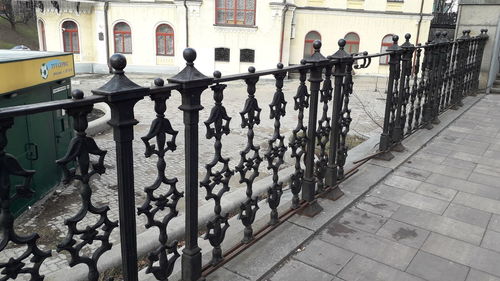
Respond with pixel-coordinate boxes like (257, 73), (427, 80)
(456, 3), (500, 90)
(289, 9), (431, 75)
(35, 0), (433, 76)
(107, 2), (181, 68)
(185, 1), (287, 75)
(37, 10), (96, 63)
(296, 0), (433, 14)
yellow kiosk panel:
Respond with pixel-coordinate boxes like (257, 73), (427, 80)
(0, 51), (75, 94)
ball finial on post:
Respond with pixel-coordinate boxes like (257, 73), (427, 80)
(338, 39), (346, 50)
(405, 33), (411, 42)
(183, 48), (197, 65)
(313, 40), (322, 52)
(213, 70), (222, 78)
(248, 66), (256, 73)
(71, 89), (84, 100)
(109, 53), (126, 74)
(154, 78), (164, 87)
(392, 35), (399, 44)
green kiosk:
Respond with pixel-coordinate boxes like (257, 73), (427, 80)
(0, 50), (75, 216)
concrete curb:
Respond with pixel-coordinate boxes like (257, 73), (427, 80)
(85, 102), (111, 136)
(45, 94), (483, 281)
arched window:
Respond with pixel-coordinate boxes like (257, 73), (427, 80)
(215, 0), (256, 26)
(344, 32), (360, 54)
(156, 24), (174, 56)
(114, 22), (132, 54)
(38, 20), (46, 51)
(380, 34), (393, 65)
(62, 20), (79, 53)
(304, 31), (321, 58)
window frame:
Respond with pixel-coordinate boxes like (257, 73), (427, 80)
(344, 32), (360, 54)
(304, 31), (321, 58)
(155, 24), (174, 56)
(38, 19), (46, 51)
(380, 34), (393, 65)
(114, 22), (132, 54)
(62, 20), (79, 54)
(215, 0), (257, 26)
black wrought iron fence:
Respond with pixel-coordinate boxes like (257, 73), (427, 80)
(378, 29), (489, 159)
(0, 29), (488, 281)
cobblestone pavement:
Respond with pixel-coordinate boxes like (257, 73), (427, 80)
(260, 95), (500, 281)
(2, 73), (387, 278)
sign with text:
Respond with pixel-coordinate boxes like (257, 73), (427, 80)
(0, 53), (75, 94)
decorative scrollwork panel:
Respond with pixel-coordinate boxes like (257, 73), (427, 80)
(265, 64), (287, 225)
(0, 118), (51, 281)
(289, 66), (309, 209)
(315, 64), (333, 193)
(236, 67), (262, 243)
(56, 91), (117, 281)
(138, 78), (182, 281)
(201, 72), (233, 265)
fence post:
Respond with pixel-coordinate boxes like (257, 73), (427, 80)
(93, 54), (147, 281)
(451, 31), (466, 109)
(392, 33), (414, 151)
(421, 41), (434, 128)
(430, 31), (443, 125)
(378, 35), (402, 160)
(474, 29), (489, 93)
(464, 30), (473, 95)
(324, 39), (349, 199)
(457, 30), (471, 106)
(441, 32), (453, 107)
(167, 48), (213, 281)
(300, 40), (326, 217)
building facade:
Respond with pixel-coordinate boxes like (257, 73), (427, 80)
(456, 0), (500, 92)
(35, 0), (434, 76)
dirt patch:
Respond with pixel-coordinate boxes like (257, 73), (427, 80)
(327, 222), (357, 238)
(392, 227), (418, 241)
(0, 18), (38, 49)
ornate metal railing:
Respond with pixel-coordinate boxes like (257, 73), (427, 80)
(378, 29), (488, 159)
(0, 29), (488, 281)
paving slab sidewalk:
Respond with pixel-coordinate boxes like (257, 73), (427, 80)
(210, 95), (500, 281)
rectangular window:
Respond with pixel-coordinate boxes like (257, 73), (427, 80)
(240, 49), (255, 63)
(216, 0), (256, 26)
(215, 47), (230, 62)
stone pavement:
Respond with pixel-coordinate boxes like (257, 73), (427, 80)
(210, 94), (500, 281)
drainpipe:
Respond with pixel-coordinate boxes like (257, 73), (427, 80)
(104, 1), (111, 73)
(279, 0), (289, 63)
(454, 4), (462, 39)
(415, 0), (425, 45)
(184, 0), (189, 47)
